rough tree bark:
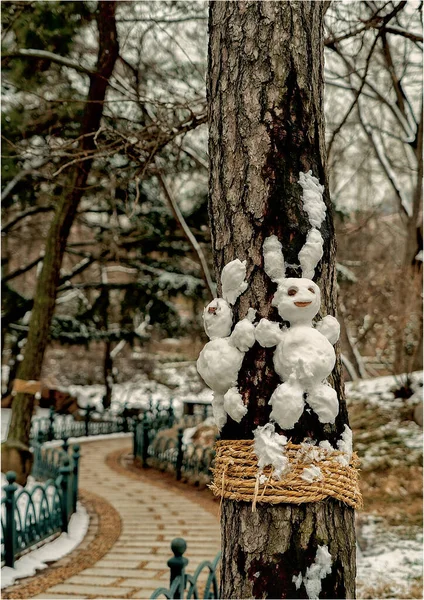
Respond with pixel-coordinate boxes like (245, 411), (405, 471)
(2, 1), (119, 483)
(208, 2), (356, 598)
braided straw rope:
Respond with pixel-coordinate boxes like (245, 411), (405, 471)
(210, 439), (363, 510)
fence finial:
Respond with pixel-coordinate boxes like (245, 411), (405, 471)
(168, 538), (188, 597)
(4, 471), (18, 567)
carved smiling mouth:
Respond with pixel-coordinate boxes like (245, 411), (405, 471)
(294, 301), (312, 307)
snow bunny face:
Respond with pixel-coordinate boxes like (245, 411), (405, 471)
(272, 277), (320, 324)
(203, 298), (233, 339)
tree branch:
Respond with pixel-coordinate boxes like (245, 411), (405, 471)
(2, 48), (94, 75)
(2, 255), (44, 283)
(156, 170), (215, 299)
(357, 101), (412, 218)
(1, 205), (54, 233)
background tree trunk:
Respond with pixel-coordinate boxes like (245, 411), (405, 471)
(2, 1), (119, 483)
(208, 2), (356, 598)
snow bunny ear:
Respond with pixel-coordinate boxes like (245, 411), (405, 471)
(298, 171), (326, 280)
(263, 235), (286, 283)
(263, 173), (326, 283)
(221, 259), (248, 305)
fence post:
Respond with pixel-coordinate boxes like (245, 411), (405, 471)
(122, 403), (128, 433)
(142, 413), (149, 468)
(168, 399), (174, 428)
(132, 416), (139, 458)
(4, 471), (18, 568)
(71, 444), (80, 513)
(62, 436), (69, 455)
(176, 428), (184, 481)
(168, 538), (188, 599)
(59, 457), (71, 533)
(48, 406), (55, 441)
(85, 405), (91, 437)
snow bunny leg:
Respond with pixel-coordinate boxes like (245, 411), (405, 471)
(306, 383), (339, 424)
(269, 380), (304, 430)
(223, 387), (248, 422)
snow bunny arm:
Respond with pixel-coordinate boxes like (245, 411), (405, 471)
(315, 315), (340, 345)
(255, 318), (284, 348)
(230, 307), (256, 352)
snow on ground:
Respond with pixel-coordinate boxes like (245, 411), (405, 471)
(347, 371), (423, 598)
(1, 503), (89, 589)
(346, 371), (422, 472)
(345, 370), (422, 407)
(357, 515), (423, 599)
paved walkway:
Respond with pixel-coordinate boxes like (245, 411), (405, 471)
(32, 438), (221, 600)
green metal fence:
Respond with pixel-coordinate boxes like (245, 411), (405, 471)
(30, 400), (180, 445)
(134, 419), (217, 485)
(30, 405), (135, 444)
(151, 538), (220, 599)
(1, 441), (80, 568)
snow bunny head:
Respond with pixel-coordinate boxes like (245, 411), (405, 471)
(263, 233), (322, 326)
(273, 278), (320, 324)
(202, 258), (250, 340)
(203, 298), (232, 339)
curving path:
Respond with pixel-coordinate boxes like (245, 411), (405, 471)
(12, 438), (221, 600)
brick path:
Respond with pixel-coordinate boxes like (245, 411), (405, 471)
(33, 438), (221, 599)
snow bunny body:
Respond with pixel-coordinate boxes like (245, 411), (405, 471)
(255, 172), (341, 430)
(196, 259), (255, 430)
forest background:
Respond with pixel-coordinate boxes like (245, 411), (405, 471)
(1, 0), (422, 401)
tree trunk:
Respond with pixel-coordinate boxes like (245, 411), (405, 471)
(208, 2), (356, 598)
(404, 105), (422, 268)
(103, 339), (113, 411)
(2, 1), (119, 483)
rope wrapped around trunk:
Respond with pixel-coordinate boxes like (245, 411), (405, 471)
(210, 439), (363, 510)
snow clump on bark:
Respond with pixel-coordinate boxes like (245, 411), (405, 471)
(292, 544), (332, 599)
(336, 424), (353, 466)
(253, 422), (289, 479)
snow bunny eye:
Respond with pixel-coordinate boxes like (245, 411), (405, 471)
(287, 287), (298, 296)
(308, 287), (315, 294)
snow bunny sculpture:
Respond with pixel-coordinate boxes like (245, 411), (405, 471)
(255, 171), (341, 430)
(196, 259), (255, 430)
